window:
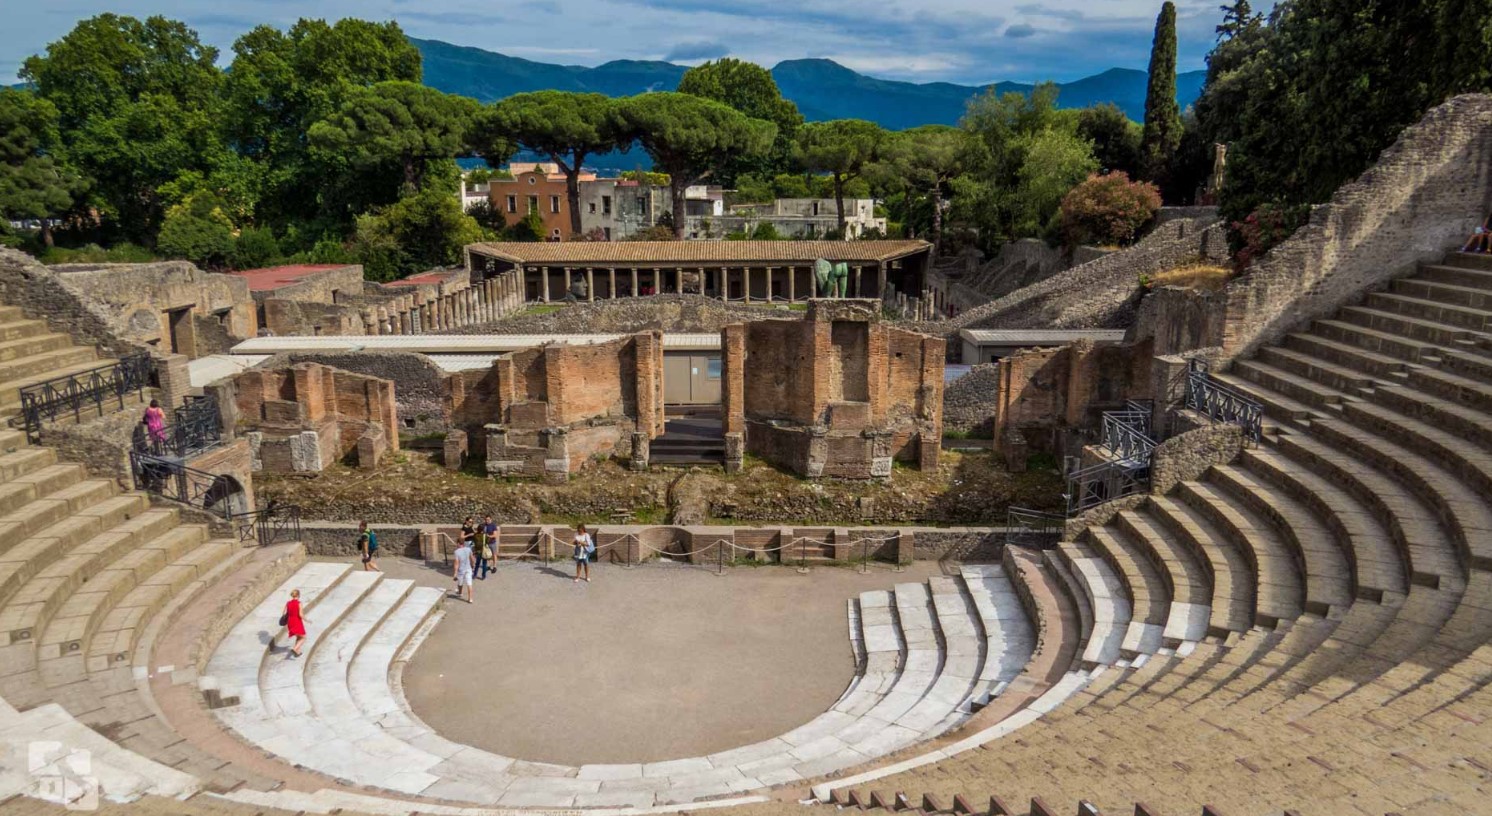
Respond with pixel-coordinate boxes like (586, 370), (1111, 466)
(527, 176), (536, 185)
(602, 195), (612, 215)
(603, 227), (612, 240)
(637, 196), (647, 212)
(706, 358), (722, 380)
(812, 201), (820, 216)
(550, 228), (561, 240)
(506, 195), (517, 213)
(527, 195), (538, 213)
(588, 202), (597, 214)
(550, 195), (561, 214)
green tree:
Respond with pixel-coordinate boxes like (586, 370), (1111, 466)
(222, 19), (422, 231)
(0, 89), (87, 247)
(1076, 103), (1142, 177)
(677, 58), (803, 183)
(21, 14), (228, 242)
(156, 194), (236, 268)
(617, 93), (776, 238)
(231, 226), (281, 269)
(1010, 129), (1100, 238)
(1139, 2), (1182, 184)
(480, 92), (625, 237)
(795, 119), (886, 234)
(309, 81), (480, 193)
(882, 126), (977, 256)
(1216, 0), (1260, 41)
(350, 187), (489, 281)
(1059, 171), (1163, 246)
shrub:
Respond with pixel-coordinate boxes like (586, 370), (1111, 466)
(627, 224), (677, 241)
(156, 194), (236, 269)
(231, 226), (281, 270)
(749, 222), (783, 240)
(1231, 202), (1308, 271)
(1058, 171), (1162, 247)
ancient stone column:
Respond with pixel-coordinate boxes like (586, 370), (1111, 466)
(586, 268), (595, 302)
(630, 267), (639, 298)
(721, 268), (729, 302)
(360, 308), (376, 335)
(854, 266), (863, 297)
(743, 267), (752, 304)
(877, 262), (888, 301)
(541, 266), (551, 302)
(788, 266), (796, 302)
(399, 309), (411, 335)
(675, 267), (684, 295)
(608, 267), (617, 299)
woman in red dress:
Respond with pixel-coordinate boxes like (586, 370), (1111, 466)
(284, 588), (308, 657)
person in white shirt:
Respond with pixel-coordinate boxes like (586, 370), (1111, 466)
(572, 523), (595, 583)
(452, 537), (475, 603)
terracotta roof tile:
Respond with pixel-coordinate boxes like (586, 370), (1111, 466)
(467, 240), (930, 266)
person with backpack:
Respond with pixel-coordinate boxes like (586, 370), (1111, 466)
(477, 514), (498, 579)
(473, 515), (492, 580)
(572, 523), (595, 583)
(358, 521), (380, 572)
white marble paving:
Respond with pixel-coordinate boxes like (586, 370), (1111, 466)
(206, 565), (1043, 809)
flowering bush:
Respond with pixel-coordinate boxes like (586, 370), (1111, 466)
(1231, 202), (1308, 270)
(1058, 171), (1163, 247)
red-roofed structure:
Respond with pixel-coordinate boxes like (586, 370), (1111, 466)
(231, 264), (357, 293)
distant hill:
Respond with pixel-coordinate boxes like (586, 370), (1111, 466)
(414, 38), (1206, 129)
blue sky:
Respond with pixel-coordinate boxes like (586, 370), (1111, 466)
(0, 0), (1255, 85)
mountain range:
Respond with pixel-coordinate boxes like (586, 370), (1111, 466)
(414, 38), (1207, 131)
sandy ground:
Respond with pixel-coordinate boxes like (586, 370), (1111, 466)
(358, 555), (943, 765)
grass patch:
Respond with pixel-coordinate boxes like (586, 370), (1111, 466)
(1143, 263), (1232, 292)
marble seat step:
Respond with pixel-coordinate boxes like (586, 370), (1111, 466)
(0, 447), (57, 484)
(258, 571), (382, 717)
(1057, 543), (1136, 668)
(86, 537), (237, 672)
(1407, 364), (1492, 413)
(1111, 509), (1212, 644)
(959, 564), (1035, 710)
(0, 463), (86, 516)
(1232, 358), (1356, 408)
(1175, 481), (1305, 627)
(1285, 331), (1416, 378)
(1340, 304), (1487, 349)
(1257, 345), (1382, 392)
(1145, 496), (1255, 636)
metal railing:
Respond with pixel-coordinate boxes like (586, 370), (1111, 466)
(231, 502), (302, 546)
(18, 352), (154, 443)
(1006, 507), (1066, 548)
(129, 451), (245, 519)
(133, 395), (223, 458)
(1065, 459), (1148, 516)
(1184, 358), (1263, 442)
(1100, 410), (1157, 465)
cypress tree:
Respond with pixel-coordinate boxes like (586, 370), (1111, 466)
(1139, 2), (1182, 184)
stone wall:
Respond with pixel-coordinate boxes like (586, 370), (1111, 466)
(264, 351), (450, 435)
(1209, 94), (1492, 361)
(446, 332), (665, 479)
(943, 217), (1227, 333)
(455, 294), (804, 336)
(991, 339), (1152, 460)
(48, 260), (256, 357)
(942, 364), (1001, 435)
(1149, 419), (1244, 495)
(220, 362), (399, 473)
(0, 247), (144, 358)
(723, 299), (943, 478)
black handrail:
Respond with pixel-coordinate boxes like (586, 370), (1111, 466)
(18, 352), (154, 443)
(1184, 358), (1263, 442)
(1065, 459), (1148, 515)
(230, 503), (302, 547)
(129, 451), (241, 519)
(1006, 506), (1066, 548)
(133, 395), (222, 458)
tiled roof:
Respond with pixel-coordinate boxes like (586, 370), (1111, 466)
(230, 264), (356, 292)
(959, 329), (1129, 344)
(467, 240), (931, 266)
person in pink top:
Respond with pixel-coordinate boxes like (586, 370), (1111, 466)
(143, 399), (167, 445)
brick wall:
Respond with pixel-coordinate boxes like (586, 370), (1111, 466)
(46, 260), (257, 356)
(227, 362), (398, 472)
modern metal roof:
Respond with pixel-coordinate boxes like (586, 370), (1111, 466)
(229, 333), (722, 356)
(189, 354), (270, 388)
(466, 240), (930, 266)
(958, 329), (1128, 344)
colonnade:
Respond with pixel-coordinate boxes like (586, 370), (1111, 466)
(353, 268), (527, 336)
(518, 261), (898, 304)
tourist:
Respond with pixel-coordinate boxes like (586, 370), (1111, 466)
(143, 399), (167, 447)
(358, 521), (380, 572)
(477, 514), (498, 579)
(572, 523), (595, 583)
(283, 589), (308, 657)
(1464, 214), (1492, 253)
(452, 535), (475, 604)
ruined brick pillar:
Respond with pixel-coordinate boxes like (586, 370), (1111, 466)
(360, 308), (376, 335)
(724, 432), (743, 474)
(543, 427), (570, 484)
(444, 428), (468, 470)
(399, 309), (411, 335)
(629, 431), (650, 471)
(156, 353), (192, 410)
(805, 427), (829, 479)
(722, 324), (746, 435)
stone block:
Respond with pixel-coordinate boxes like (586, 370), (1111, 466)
(508, 401), (549, 426)
(826, 400), (871, 430)
(443, 428), (468, 470)
(289, 430), (323, 472)
(723, 431), (744, 474)
(356, 425), (387, 469)
(629, 431), (650, 471)
(261, 400), (302, 424)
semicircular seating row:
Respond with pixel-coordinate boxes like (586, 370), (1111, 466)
(200, 561), (1043, 808)
(808, 249), (1492, 816)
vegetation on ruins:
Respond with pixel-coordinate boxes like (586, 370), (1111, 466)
(794, 119), (888, 233)
(1058, 172), (1163, 247)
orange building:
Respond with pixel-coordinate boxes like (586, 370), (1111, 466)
(488, 162), (597, 241)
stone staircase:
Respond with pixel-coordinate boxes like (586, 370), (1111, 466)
(0, 305), (115, 422)
(198, 562), (1041, 808)
(802, 250), (1492, 815)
